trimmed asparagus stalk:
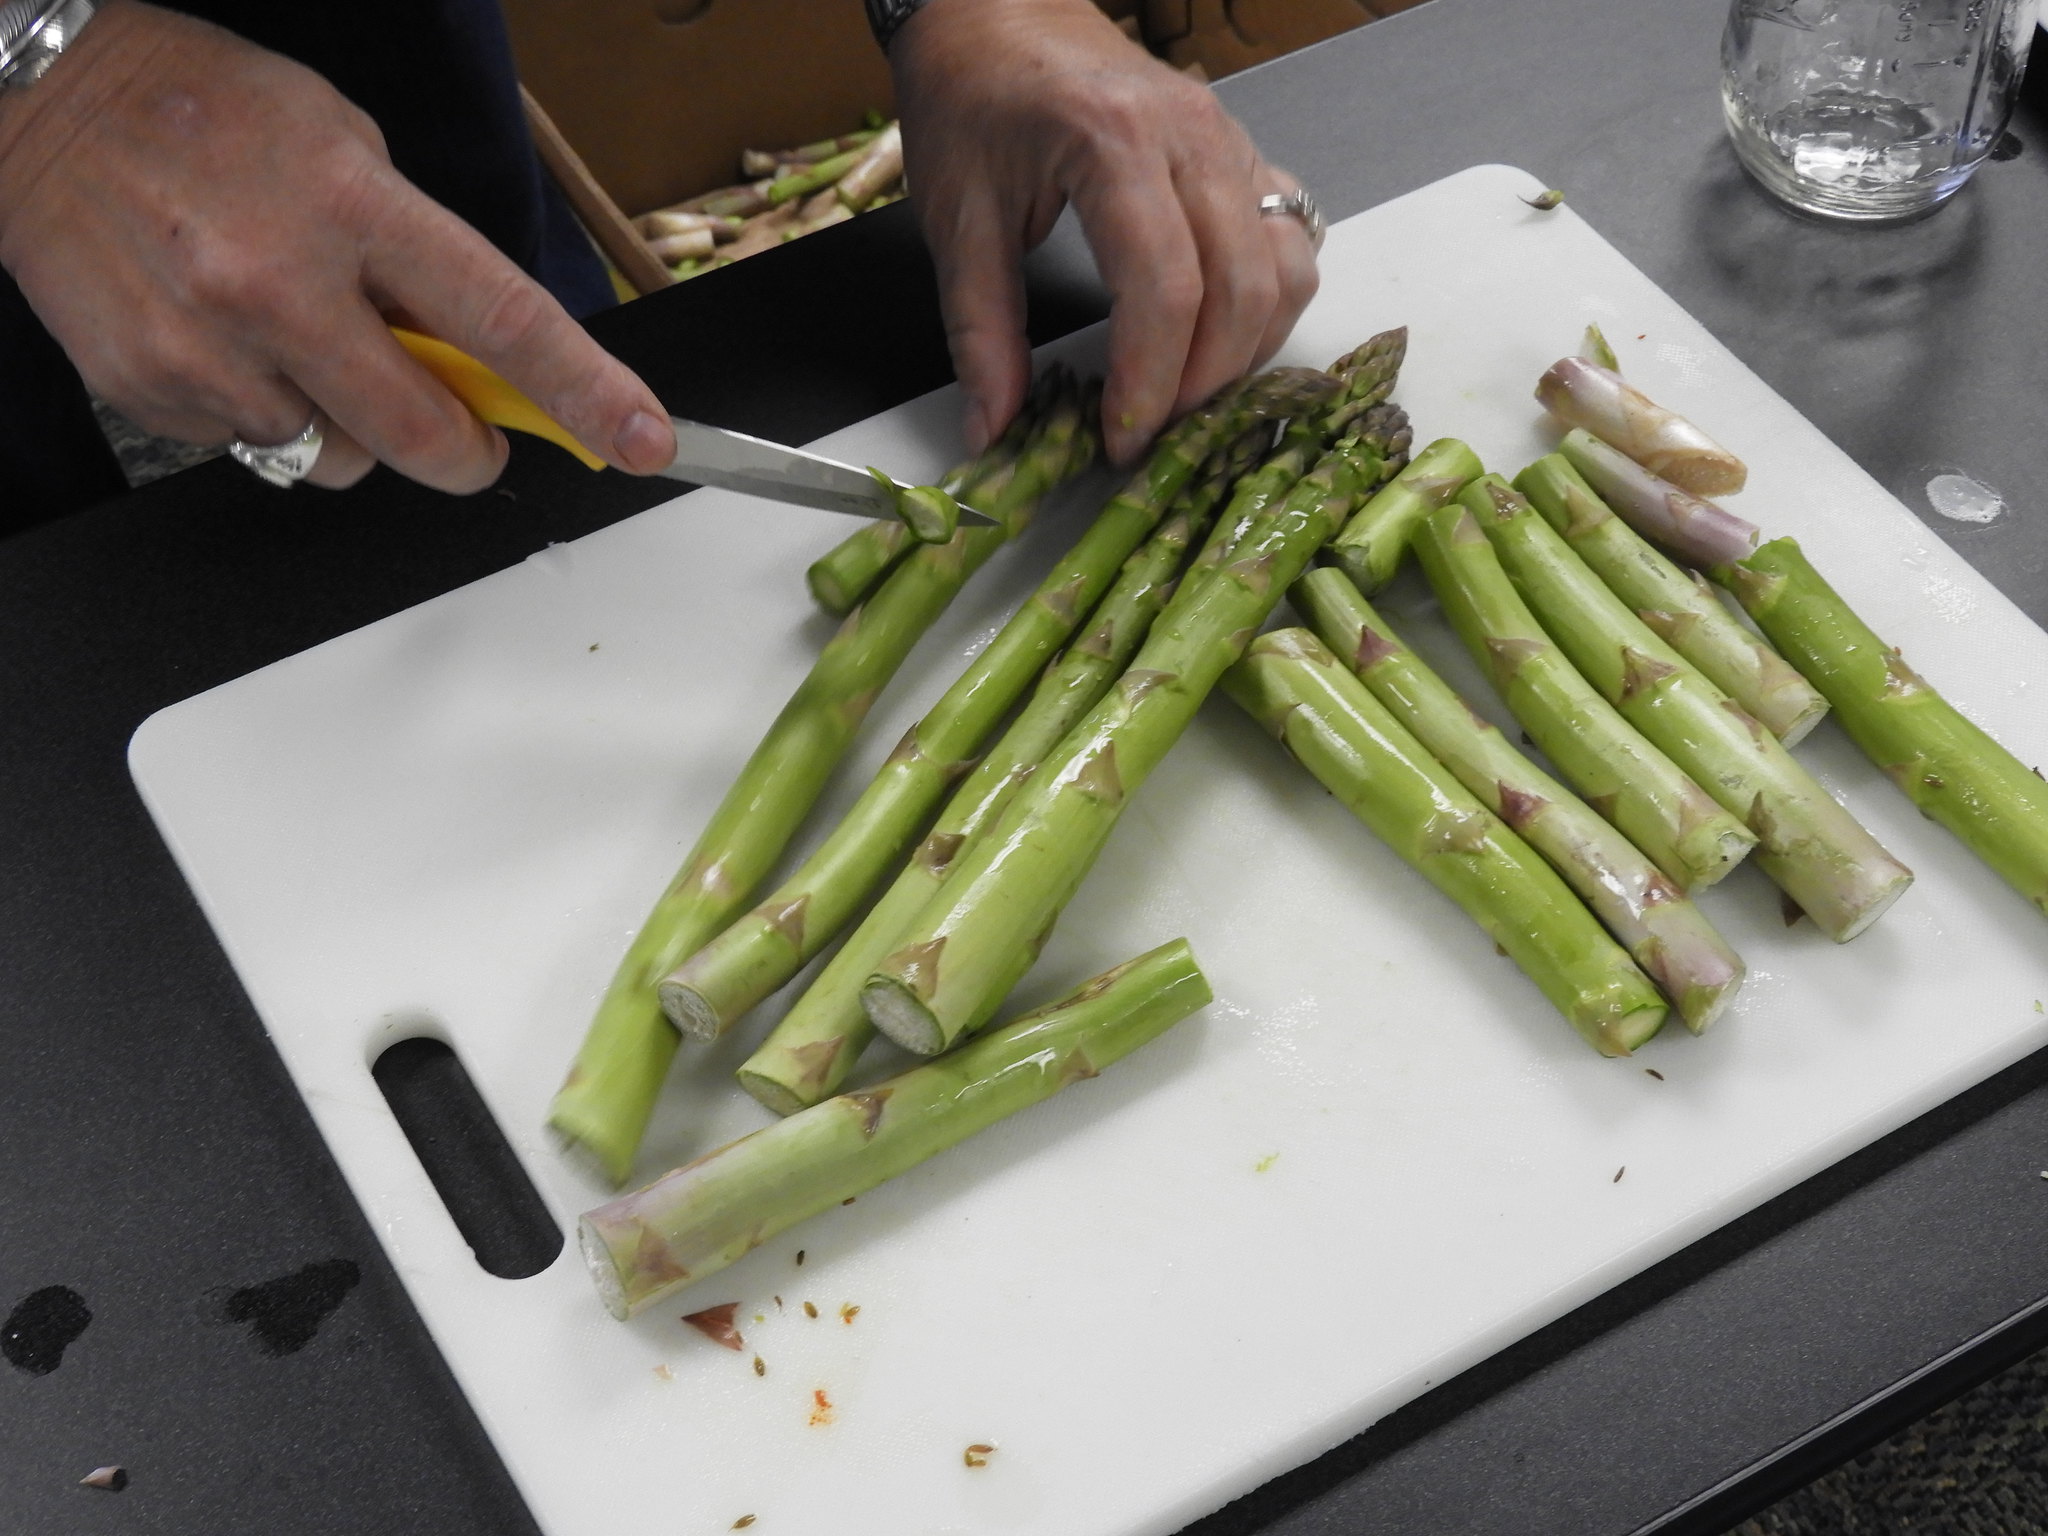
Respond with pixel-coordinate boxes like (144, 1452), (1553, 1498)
(1226, 628), (1668, 1053)
(866, 468), (959, 544)
(547, 378), (1097, 1185)
(1466, 476), (1912, 940)
(587, 938), (1210, 1317)
(836, 123), (904, 210)
(721, 200), (808, 261)
(1294, 567), (1744, 1031)
(1514, 453), (1828, 745)
(736, 439), (1254, 1115)
(658, 368), (1338, 1045)
(862, 441), (1369, 1056)
(1413, 498), (1756, 891)
(669, 180), (774, 219)
(1537, 357), (1748, 497)
(767, 146), (869, 206)
(1720, 539), (2048, 917)
(1325, 437), (1485, 595)
(1558, 429), (1760, 572)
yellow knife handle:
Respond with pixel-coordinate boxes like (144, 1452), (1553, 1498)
(389, 327), (607, 471)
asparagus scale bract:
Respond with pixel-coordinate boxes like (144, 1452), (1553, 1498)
(1293, 568), (1744, 1031)
(862, 440), (1375, 1057)
(1413, 494), (1757, 892)
(581, 938), (1212, 1318)
(548, 376), (1097, 1185)
(1466, 476), (1912, 941)
(1722, 539), (2048, 918)
(1224, 629), (1668, 1054)
(1514, 453), (1828, 746)
(659, 368), (1342, 1045)
(735, 436), (1263, 1115)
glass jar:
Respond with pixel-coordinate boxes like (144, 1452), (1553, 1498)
(1720, 0), (2035, 221)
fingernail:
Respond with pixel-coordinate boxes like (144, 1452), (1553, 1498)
(616, 411), (675, 474)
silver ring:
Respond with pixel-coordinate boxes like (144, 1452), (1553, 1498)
(1259, 188), (1325, 252)
(228, 419), (324, 489)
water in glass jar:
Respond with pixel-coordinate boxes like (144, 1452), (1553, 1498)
(1721, 0), (2032, 220)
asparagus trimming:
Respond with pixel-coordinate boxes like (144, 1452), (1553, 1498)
(582, 938), (1212, 1317)
(1557, 429), (1760, 572)
(1294, 567), (1744, 1031)
(1324, 437), (1485, 595)
(1465, 476), (1912, 941)
(736, 434), (1266, 1114)
(766, 145), (869, 206)
(1514, 454), (1828, 745)
(547, 377), (1096, 1184)
(862, 440), (1372, 1056)
(1224, 628), (1668, 1054)
(1537, 357), (1748, 497)
(659, 368), (1340, 1045)
(1721, 539), (2048, 918)
(1413, 498), (1757, 891)
(836, 123), (904, 209)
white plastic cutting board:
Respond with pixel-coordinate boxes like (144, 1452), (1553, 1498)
(131, 165), (2048, 1536)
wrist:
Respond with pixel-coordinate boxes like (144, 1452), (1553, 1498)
(0, 0), (154, 224)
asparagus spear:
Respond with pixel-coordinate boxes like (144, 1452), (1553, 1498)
(1225, 628), (1668, 1053)
(548, 378), (1097, 1185)
(1324, 437), (1485, 595)
(1720, 539), (2048, 917)
(736, 436), (1263, 1115)
(658, 368), (1339, 1045)
(767, 146), (870, 206)
(1412, 496), (1757, 891)
(1514, 454), (1828, 745)
(1177, 330), (1409, 596)
(805, 375), (1067, 615)
(1294, 568), (1744, 1031)
(1557, 430), (1760, 572)
(1465, 476), (1912, 941)
(582, 938), (1212, 1318)
(862, 440), (1371, 1056)
(1537, 357), (1748, 497)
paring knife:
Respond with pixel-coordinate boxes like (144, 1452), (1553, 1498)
(391, 328), (995, 527)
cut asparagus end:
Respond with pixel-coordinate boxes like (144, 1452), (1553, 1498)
(656, 977), (724, 1041)
(863, 977), (946, 1055)
(578, 1217), (633, 1321)
(1536, 356), (1748, 497)
(733, 1068), (813, 1119)
(866, 467), (962, 544)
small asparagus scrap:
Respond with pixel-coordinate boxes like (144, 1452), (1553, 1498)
(1721, 539), (2048, 918)
(1557, 429), (1760, 572)
(581, 940), (1212, 1317)
(862, 437), (1373, 1056)
(1294, 568), (1744, 1031)
(1324, 437), (1484, 595)
(1412, 493), (1757, 892)
(1224, 628), (1668, 1054)
(866, 468), (960, 544)
(1465, 475), (1912, 941)
(660, 368), (1337, 1045)
(1514, 453), (1828, 745)
(548, 377), (1096, 1185)
(1522, 188), (1566, 211)
(767, 145), (870, 206)
(1538, 357), (1748, 497)
(836, 124), (904, 210)
(1581, 323), (1620, 372)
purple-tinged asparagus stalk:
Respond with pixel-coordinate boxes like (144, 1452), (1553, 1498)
(1538, 358), (1748, 498)
(1557, 429), (1761, 572)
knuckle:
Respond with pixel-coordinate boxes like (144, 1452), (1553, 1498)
(468, 274), (554, 359)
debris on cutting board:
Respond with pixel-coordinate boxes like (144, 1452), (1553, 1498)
(79, 1466), (127, 1491)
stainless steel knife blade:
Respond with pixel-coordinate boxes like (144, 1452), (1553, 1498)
(654, 418), (996, 526)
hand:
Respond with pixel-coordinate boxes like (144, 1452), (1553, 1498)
(0, 1), (675, 492)
(889, 0), (1319, 465)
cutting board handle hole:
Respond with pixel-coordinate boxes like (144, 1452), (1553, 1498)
(371, 1037), (564, 1280)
